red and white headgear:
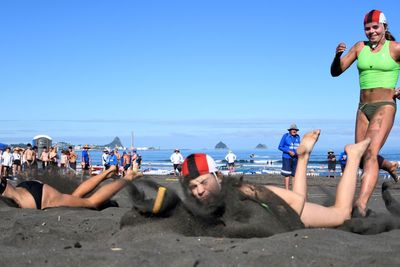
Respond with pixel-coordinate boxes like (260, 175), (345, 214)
(182, 153), (218, 179)
(364, 10), (387, 25)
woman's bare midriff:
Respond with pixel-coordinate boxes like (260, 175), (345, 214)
(359, 88), (395, 103)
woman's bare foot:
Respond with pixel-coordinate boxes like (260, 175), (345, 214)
(105, 165), (118, 178)
(123, 168), (143, 182)
(296, 129), (321, 156)
(388, 161), (399, 183)
(344, 138), (371, 160)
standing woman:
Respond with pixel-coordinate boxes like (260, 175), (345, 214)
(331, 10), (400, 216)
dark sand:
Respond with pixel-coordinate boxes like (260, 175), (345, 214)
(1, 174), (400, 266)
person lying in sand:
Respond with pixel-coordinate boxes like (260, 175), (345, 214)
(0, 165), (141, 210)
(181, 130), (370, 228)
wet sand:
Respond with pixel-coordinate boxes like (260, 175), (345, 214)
(1, 174), (400, 266)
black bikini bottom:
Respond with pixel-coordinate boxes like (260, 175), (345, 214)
(17, 181), (44, 209)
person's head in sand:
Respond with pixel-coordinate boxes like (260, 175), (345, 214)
(180, 130), (374, 228)
(181, 154), (222, 205)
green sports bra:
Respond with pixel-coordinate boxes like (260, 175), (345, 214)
(357, 41), (400, 89)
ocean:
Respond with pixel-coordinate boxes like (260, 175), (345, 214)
(76, 148), (400, 178)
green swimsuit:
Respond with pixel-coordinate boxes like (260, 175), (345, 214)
(357, 41), (400, 120)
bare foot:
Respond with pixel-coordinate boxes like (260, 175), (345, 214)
(344, 138), (371, 160)
(296, 129), (321, 156)
(105, 165), (118, 178)
(388, 161), (399, 183)
(123, 168), (143, 182)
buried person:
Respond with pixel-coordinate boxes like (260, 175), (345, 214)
(0, 165), (141, 210)
(122, 130), (396, 237)
(181, 130), (369, 229)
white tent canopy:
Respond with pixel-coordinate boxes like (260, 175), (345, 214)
(33, 135), (52, 140)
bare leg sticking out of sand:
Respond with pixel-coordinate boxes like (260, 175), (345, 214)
(265, 130), (371, 227)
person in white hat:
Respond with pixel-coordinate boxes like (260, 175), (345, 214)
(181, 130), (372, 229)
(102, 148), (110, 170)
(225, 150), (237, 172)
(331, 10), (400, 216)
(278, 123), (301, 190)
(170, 149), (184, 176)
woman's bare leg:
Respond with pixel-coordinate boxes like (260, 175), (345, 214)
(380, 158), (398, 182)
(354, 106), (395, 216)
(292, 129), (321, 198)
(300, 138), (371, 227)
(72, 165), (117, 197)
(84, 168), (141, 207)
(265, 130), (320, 215)
(44, 168), (142, 209)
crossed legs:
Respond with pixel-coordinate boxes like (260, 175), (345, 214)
(42, 166), (141, 209)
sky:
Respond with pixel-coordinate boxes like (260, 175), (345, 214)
(1, 0), (400, 151)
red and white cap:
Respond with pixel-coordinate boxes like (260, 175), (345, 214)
(364, 10), (387, 25)
(182, 153), (218, 179)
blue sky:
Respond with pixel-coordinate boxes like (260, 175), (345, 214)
(1, 0), (400, 151)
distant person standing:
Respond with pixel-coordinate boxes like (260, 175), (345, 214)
(107, 150), (118, 168)
(122, 151), (131, 174)
(81, 144), (91, 174)
(339, 150), (348, 173)
(23, 143), (36, 170)
(68, 146), (77, 171)
(49, 147), (58, 168)
(60, 150), (69, 169)
(12, 148), (22, 176)
(40, 146), (50, 170)
(327, 150), (337, 178)
(225, 150), (237, 172)
(1, 147), (13, 178)
(278, 124), (301, 190)
(114, 149), (121, 165)
(170, 149), (184, 175)
(131, 148), (138, 165)
(102, 148), (110, 170)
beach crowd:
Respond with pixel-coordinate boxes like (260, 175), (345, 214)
(0, 143), (143, 179)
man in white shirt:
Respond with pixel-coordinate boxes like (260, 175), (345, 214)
(102, 148), (110, 170)
(225, 150), (237, 172)
(170, 149), (184, 176)
(1, 147), (13, 178)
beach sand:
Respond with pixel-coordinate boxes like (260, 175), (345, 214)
(1, 174), (400, 266)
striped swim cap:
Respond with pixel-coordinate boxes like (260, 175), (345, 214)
(364, 10), (387, 25)
(182, 153), (218, 179)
